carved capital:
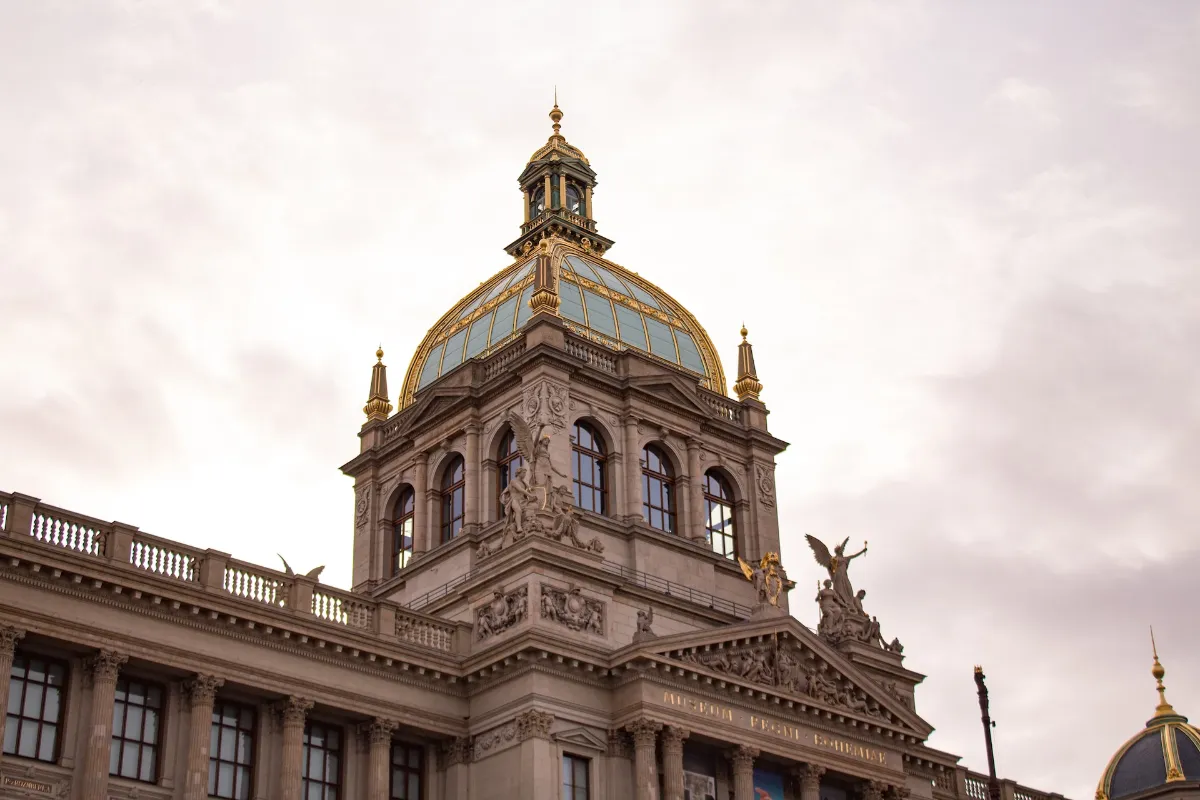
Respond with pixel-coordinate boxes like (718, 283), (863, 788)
(626, 718), (662, 749)
(440, 736), (472, 768)
(661, 725), (690, 752)
(276, 696), (314, 727)
(606, 728), (631, 759)
(887, 787), (912, 800)
(185, 674), (225, 707)
(516, 709), (554, 741)
(85, 649), (127, 683)
(859, 780), (887, 800)
(0, 625), (25, 656)
(729, 744), (759, 774)
(798, 763), (826, 790)
(360, 717), (397, 746)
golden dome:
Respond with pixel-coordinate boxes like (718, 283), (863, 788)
(399, 246), (726, 408)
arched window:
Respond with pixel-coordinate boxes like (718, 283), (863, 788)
(572, 421), (607, 514)
(703, 471), (736, 559)
(497, 430), (525, 517)
(440, 456), (465, 543)
(641, 445), (676, 533)
(566, 184), (583, 216)
(391, 487), (415, 575)
(530, 187), (546, 217)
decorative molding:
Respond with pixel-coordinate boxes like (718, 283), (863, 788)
(360, 717), (397, 746)
(355, 485), (372, 529)
(729, 744), (759, 772)
(516, 709), (554, 741)
(475, 586), (528, 642)
(185, 674), (224, 707)
(439, 736), (473, 769)
(860, 780), (887, 800)
(626, 718), (662, 748)
(0, 625), (25, 655)
(606, 728), (631, 759)
(552, 726), (608, 753)
(754, 464), (775, 507)
(539, 583), (604, 636)
(84, 649), (127, 684)
(275, 695), (314, 727)
(473, 721), (517, 761)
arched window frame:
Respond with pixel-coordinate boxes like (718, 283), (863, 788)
(640, 444), (676, 533)
(571, 421), (608, 515)
(390, 487), (415, 575)
(439, 455), (466, 543)
(497, 429), (525, 518)
(702, 470), (737, 560)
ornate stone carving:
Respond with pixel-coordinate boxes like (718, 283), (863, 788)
(545, 485), (604, 552)
(807, 535), (902, 652)
(355, 485), (371, 529)
(360, 717), (397, 746)
(275, 696), (314, 727)
(661, 725), (689, 750)
(755, 464), (775, 507)
(473, 722), (517, 760)
(738, 552), (785, 608)
(440, 736), (472, 768)
(887, 787), (912, 800)
(606, 728), (631, 759)
(85, 649), (127, 683)
(185, 674), (224, 707)
(0, 625), (25, 654)
(475, 586), (528, 641)
(540, 584), (604, 635)
(626, 718), (662, 748)
(860, 780), (887, 800)
(799, 764), (826, 791)
(516, 709), (554, 741)
(522, 380), (568, 430)
(633, 607), (655, 642)
(730, 744), (759, 771)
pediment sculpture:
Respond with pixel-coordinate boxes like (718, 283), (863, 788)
(806, 535), (903, 654)
(477, 411), (603, 560)
(670, 639), (895, 724)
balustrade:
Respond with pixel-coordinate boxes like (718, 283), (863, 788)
(29, 507), (106, 555)
(130, 535), (198, 581)
(564, 336), (618, 373)
(312, 586), (375, 629)
(223, 560), (289, 607)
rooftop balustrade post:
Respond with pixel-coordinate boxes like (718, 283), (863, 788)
(198, 550), (231, 590)
(375, 600), (397, 638)
(5, 493), (40, 536)
(290, 575), (317, 615)
(999, 780), (1017, 800)
(106, 522), (137, 564)
(453, 621), (473, 654)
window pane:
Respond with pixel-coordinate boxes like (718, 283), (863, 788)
(140, 748), (157, 781)
(37, 724), (56, 761)
(4, 719), (17, 753)
(237, 729), (254, 763)
(126, 705), (143, 737)
(21, 683), (43, 718)
(18, 722), (37, 757)
(43, 687), (60, 726)
(7, 680), (22, 715)
(220, 726), (236, 760)
(144, 709), (159, 743)
(407, 774), (420, 798)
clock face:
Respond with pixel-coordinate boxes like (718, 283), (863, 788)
(566, 185), (582, 214)
(531, 188), (546, 216)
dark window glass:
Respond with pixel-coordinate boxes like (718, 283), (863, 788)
(390, 741), (423, 799)
(440, 456), (466, 543)
(703, 471), (737, 560)
(571, 422), (607, 515)
(563, 753), (590, 800)
(302, 721), (342, 800)
(497, 430), (525, 518)
(566, 184), (583, 216)
(641, 445), (676, 533)
(391, 487), (416, 575)
(209, 701), (255, 799)
(531, 187), (546, 217)
(4, 652), (66, 763)
(110, 677), (162, 783)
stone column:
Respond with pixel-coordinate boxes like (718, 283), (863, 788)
(607, 729), (634, 800)
(465, 422), (481, 533)
(440, 737), (472, 800)
(78, 650), (127, 800)
(796, 764), (825, 800)
(0, 626), (25, 755)
(661, 725), (689, 800)
(859, 780), (887, 800)
(412, 452), (429, 558)
(182, 675), (225, 800)
(362, 717), (397, 800)
(685, 439), (705, 543)
(627, 719), (662, 800)
(729, 745), (758, 800)
(623, 416), (642, 522)
(517, 709), (556, 800)
(276, 696), (314, 800)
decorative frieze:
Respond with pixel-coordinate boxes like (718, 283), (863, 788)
(475, 586), (528, 642)
(440, 736), (473, 769)
(474, 722), (517, 761)
(539, 583), (604, 635)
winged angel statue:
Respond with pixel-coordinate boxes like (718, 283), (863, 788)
(506, 411), (567, 496)
(738, 552), (784, 607)
(804, 535), (867, 609)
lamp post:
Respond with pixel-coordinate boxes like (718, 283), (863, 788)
(974, 666), (1002, 800)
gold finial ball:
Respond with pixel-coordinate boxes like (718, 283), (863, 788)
(376, 347), (384, 361)
(740, 325), (748, 340)
(550, 105), (563, 125)
(1153, 660), (1165, 680)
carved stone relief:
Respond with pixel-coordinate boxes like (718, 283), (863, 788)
(473, 721), (518, 761)
(539, 584), (605, 636)
(523, 380), (568, 430)
(754, 464), (775, 507)
(355, 485), (372, 529)
(475, 586), (528, 642)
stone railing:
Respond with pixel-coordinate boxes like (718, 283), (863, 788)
(0, 491), (462, 655)
(564, 335), (618, 374)
(482, 337), (527, 381)
(700, 390), (742, 424)
(959, 771), (1063, 800)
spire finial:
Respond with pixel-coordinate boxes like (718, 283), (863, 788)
(550, 90), (563, 136)
(1149, 626), (1177, 721)
(733, 325), (762, 401)
(363, 345), (393, 423)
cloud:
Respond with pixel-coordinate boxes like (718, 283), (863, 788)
(991, 78), (1061, 128)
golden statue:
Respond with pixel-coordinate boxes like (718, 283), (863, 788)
(738, 552), (784, 607)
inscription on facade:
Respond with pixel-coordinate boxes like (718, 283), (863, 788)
(2, 775), (55, 793)
(662, 690), (889, 766)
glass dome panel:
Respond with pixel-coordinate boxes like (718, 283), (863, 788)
(643, 316), (677, 361)
(464, 311), (494, 360)
(674, 330), (705, 374)
(559, 280), (587, 326)
(418, 343), (445, 389)
(615, 304), (648, 349)
(582, 290), (617, 339)
(515, 284), (535, 328)
(440, 328), (468, 372)
(492, 294), (519, 342)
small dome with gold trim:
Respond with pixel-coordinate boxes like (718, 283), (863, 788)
(399, 246), (727, 408)
(1096, 636), (1200, 800)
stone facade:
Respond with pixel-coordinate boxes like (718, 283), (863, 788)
(0, 106), (1071, 800)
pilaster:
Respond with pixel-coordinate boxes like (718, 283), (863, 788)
(465, 421), (482, 534)
(622, 416), (641, 522)
(627, 718), (661, 800)
(518, 709), (555, 800)
(439, 736), (472, 800)
(606, 729), (634, 800)
(78, 649), (127, 800)
(685, 438), (705, 543)
(183, 674), (225, 800)
(0, 626), (25, 756)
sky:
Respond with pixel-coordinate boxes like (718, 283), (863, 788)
(1, 1), (1197, 796)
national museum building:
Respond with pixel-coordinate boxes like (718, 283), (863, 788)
(0, 105), (1077, 800)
